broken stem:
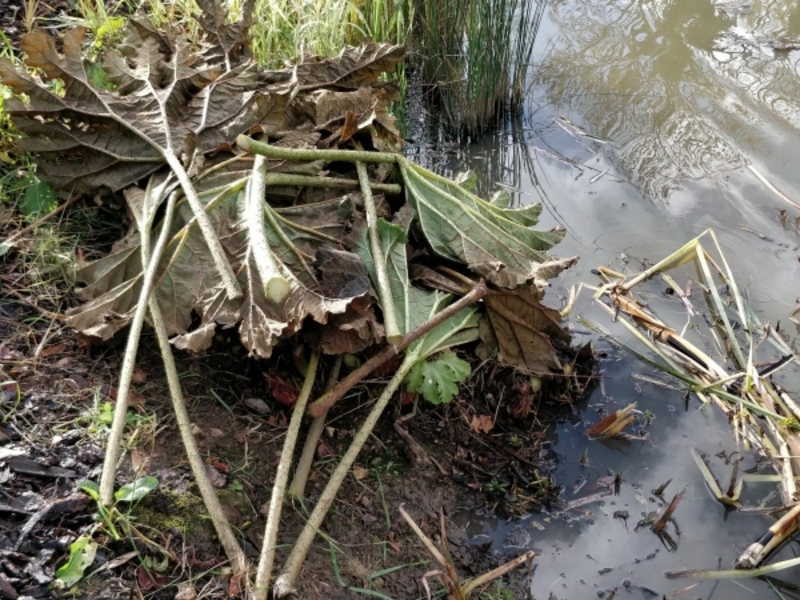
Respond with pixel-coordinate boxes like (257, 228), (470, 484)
(253, 348), (320, 600)
(307, 282), (488, 418)
(247, 154), (291, 303)
(358, 161), (401, 344)
(274, 353), (417, 599)
(288, 355), (342, 502)
(99, 179), (175, 507)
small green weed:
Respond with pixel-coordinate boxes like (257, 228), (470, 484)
(66, 390), (158, 450)
(54, 476), (159, 590)
(478, 589), (520, 600)
(484, 478), (508, 496)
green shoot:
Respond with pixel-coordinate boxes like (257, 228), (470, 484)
(405, 350), (471, 405)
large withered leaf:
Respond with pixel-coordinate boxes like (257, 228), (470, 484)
(478, 289), (569, 373)
(293, 42), (405, 91)
(64, 159), (371, 358)
(0, 17), (278, 192)
(0, 21), (404, 194)
(195, 0), (255, 63)
(399, 159), (577, 288)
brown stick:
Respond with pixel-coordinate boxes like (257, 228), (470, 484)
(306, 282), (488, 418)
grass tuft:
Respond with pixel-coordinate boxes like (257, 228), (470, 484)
(413, 0), (546, 136)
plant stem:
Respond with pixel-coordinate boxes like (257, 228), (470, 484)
(274, 353), (417, 599)
(307, 282), (488, 418)
(288, 355), (342, 502)
(253, 348), (320, 600)
(99, 178), (175, 507)
(237, 134), (400, 164)
(148, 295), (247, 575)
(358, 161), (401, 344)
(98, 175), (246, 570)
(163, 150), (242, 300)
(247, 154), (291, 303)
(264, 172), (401, 195)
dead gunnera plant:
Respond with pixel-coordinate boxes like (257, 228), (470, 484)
(413, 0), (545, 136)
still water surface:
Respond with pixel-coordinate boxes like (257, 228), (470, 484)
(410, 1), (800, 598)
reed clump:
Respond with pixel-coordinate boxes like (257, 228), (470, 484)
(412, 0), (546, 136)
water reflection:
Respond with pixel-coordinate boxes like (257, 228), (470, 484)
(535, 0), (800, 202)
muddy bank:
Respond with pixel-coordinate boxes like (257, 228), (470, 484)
(0, 300), (593, 599)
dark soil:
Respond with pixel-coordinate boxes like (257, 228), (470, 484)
(0, 0), (75, 51)
(0, 278), (593, 599)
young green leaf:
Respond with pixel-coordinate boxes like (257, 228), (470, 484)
(114, 476), (158, 503)
(78, 480), (100, 502)
(405, 350), (471, 405)
(20, 176), (56, 217)
(0, 241), (16, 257)
(54, 535), (97, 589)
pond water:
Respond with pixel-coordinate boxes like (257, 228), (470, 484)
(409, 1), (800, 598)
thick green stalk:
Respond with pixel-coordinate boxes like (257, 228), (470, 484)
(163, 150), (242, 300)
(148, 296), (247, 575)
(237, 134), (400, 164)
(247, 154), (291, 303)
(288, 356), (342, 502)
(358, 161), (401, 344)
(263, 172), (401, 195)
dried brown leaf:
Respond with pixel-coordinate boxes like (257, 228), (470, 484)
(478, 289), (568, 373)
(470, 414), (495, 434)
(0, 19), (276, 192)
(65, 165), (371, 358)
(293, 41), (404, 91)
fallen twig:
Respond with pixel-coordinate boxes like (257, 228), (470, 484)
(307, 282), (488, 417)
